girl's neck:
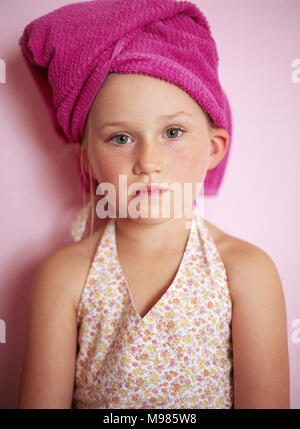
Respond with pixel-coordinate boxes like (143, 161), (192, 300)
(114, 215), (193, 253)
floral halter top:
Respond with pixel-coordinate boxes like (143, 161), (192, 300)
(69, 203), (233, 409)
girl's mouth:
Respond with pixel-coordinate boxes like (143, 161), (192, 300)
(136, 189), (167, 198)
(135, 184), (169, 198)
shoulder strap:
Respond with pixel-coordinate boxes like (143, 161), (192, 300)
(70, 200), (92, 242)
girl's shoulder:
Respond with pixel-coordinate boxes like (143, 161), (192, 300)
(204, 218), (249, 262)
(204, 219), (282, 304)
(35, 219), (109, 314)
(51, 218), (279, 313)
(59, 219), (110, 312)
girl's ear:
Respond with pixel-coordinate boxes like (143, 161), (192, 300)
(207, 128), (230, 170)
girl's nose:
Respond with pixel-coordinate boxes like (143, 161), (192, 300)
(133, 141), (163, 176)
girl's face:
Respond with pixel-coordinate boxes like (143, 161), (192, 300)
(82, 73), (228, 222)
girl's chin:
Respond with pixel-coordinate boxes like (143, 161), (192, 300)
(117, 207), (188, 222)
(125, 215), (173, 223)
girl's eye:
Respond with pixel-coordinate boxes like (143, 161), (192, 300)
(110, 134), (133, 145)
(109, 127), (185, 146)
(165, 127), (185, 139)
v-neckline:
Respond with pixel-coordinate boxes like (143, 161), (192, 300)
(110, 212), (198, 322)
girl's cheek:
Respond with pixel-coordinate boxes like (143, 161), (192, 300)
(94, 159), (126, 184)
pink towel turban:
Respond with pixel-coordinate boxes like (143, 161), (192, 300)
(19, 0), (233, 196)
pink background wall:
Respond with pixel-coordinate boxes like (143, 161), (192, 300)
(0, 0), (299, 408)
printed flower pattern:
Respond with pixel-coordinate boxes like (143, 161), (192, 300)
(72, 209), (233, 409)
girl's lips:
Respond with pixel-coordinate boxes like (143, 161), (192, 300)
(135, 185), (169, 197)
(136, 189), (168, 197)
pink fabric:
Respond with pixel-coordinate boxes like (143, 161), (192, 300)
(19, 0), (233, 196)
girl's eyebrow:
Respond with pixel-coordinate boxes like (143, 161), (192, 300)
(97, 111), (193, 130)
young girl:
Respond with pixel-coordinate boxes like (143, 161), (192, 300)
(17, 0), (290, 409)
